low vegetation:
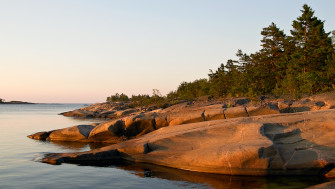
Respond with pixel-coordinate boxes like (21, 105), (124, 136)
(106, 89), (184, 108)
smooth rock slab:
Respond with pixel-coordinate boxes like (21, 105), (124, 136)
(42, 109), (335, 176)
(27, 130), (54, 140)
(48, 124), (95, 142)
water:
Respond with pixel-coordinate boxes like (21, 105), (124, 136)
(0, 104), (331, 189)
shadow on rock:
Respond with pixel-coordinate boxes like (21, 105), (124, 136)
(259, 123), (335, 176)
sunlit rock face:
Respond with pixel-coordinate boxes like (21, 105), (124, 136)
(42, 109), (335, 176)
(29, 92), (335, 144)
(28, 92), (335, 176)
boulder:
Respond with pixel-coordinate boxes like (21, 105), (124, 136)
(277, 100), (294, 111)
(124, 113), (156, 137)
(27, 130), (54, 140)
(42, 109), (335, 176)
(154, 116), (168, 129)
(88, 120), (125, 143)
(304, 92), (335, 109)
(291, 99), (321, 111)
(29, 91), (335, 145)
(279, 99), (327, 113)
(61, 110), (94, 118)
(48, 124), (95, 142)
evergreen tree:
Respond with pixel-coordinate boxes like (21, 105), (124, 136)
(235, 50), (252, 94)
(260, 23), (286, 67)
(225, 59), (246, 96)
(325, 53), (335, 90)
(235, 49), (250, 73)
(291, 4), (333, 74)
(208, 63), (228, 97)
(107, 4), (335, 103)
(250, 23), (287, 94)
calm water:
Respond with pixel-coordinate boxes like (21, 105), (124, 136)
(0, 104), (331, 189)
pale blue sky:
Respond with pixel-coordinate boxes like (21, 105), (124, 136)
(1, 0), (334, 103)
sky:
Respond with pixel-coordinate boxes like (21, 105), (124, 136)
(1, 0), (334, 103)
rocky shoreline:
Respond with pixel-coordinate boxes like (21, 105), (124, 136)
(28, 92), (335, 176)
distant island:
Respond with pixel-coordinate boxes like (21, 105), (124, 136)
(0, 98), (34, 104)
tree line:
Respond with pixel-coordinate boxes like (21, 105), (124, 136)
(107, 4), (335, 105)
(173, 4), (335, 99)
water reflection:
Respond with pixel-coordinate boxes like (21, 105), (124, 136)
(35, 140), (111, 151)
(68, 160), (330, 189)
(34, 140), (331, 188)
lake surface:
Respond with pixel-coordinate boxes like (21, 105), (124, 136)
(0, 104), (331, 189)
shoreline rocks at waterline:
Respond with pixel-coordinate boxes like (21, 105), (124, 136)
(29, 96), (330, 144)
(41, 109), (335, 176)
(28, 92), (335, 176)
(28, 102), (283, 143)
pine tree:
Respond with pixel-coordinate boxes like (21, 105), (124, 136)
(290, 4), (334, 93)
(205, 4), (334, 98)
(224, 59), (239, 96)
(235, 49), (250, 73)
(260, 23), (286, 67)
(208, 63), (228, 97)
(252, 23), (287, 93)
(291, 4), (333, 73)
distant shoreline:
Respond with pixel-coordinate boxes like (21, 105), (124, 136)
(0, 101), (35, 104)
